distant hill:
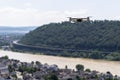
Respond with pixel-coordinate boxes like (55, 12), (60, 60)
(0, 26), (37, 33)
(19, 21), (120, 51)
(18, 21), (120, 60)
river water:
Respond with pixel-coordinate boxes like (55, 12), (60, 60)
(0, 50), (120, 75)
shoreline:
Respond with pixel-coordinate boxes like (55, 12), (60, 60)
(11, 49), (120, 62)
(12, 41), (116, 60)
(0, 50), (120, 76)
(0, 55), (119, 80)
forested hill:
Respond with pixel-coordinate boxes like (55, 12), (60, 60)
(19, 20), (120, 52)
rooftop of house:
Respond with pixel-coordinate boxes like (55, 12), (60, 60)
(0, 64), (7, 68)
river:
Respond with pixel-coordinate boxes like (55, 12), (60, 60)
(0, 50), (120, 75)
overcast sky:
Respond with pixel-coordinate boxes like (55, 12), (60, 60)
(0, 0), (120, 26)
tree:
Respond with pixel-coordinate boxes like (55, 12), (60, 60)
(65, 65), (68, 69)
(31, 61), (34, 67)
(8, 65), (14, 72)
(31, 61), (34, 65)
(35, 61), (41, 65)
(49, 74), (58, 80)
(76, 64), (84, 71)
(1, 55), (9, 59)
(85, 68), (91, 72)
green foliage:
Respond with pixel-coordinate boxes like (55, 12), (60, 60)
(44, 74), (58, 80)
(0, 33), (24, 47)
(76, 64), (84, 71)
(31, 61), (34, 65)
(85, 68), (91, 72)
(1, 55), (9, 59)
(105, 52), (120, 60)
(8, 65), (15, 72)
(18, 66), (37, 73)
(20, 21), (120, 51)
(35, 61), (41, 65)
(49, 74), (58, 80)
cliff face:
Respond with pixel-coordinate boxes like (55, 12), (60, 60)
(19, 21), (120, 51)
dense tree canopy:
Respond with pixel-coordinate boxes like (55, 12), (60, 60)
(19, 20), (120, 51)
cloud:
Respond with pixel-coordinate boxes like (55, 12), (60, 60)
(0, 7), (88, 26)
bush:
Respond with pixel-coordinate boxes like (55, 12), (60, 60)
(76, 64), (84, 71)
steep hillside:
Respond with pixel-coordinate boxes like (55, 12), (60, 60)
(19, 21), (120, 51)
(16, 21), (120, 60)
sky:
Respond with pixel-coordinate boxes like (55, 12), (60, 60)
(0, 0), (120, 26)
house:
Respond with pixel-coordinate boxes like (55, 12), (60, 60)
(0, 63), (9, 78)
